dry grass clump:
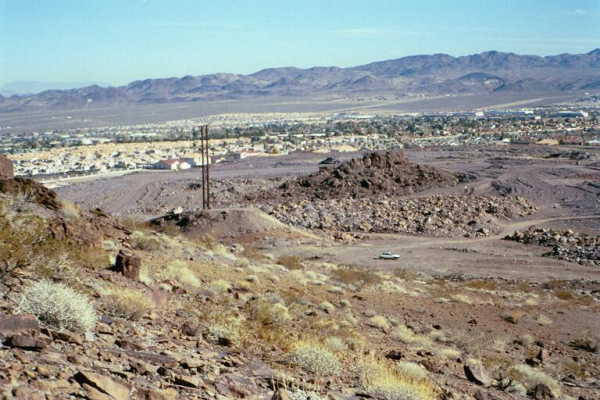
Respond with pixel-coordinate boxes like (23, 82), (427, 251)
(436, 347), (461, 360)
(516, 333), (535, 347)
(393, 268), (418, 281)
(17, 280), (97, 332)
(536, 314), (553, 326)
(206, 322), (241, 346)
(395, 361), (428, 380)
(324, 336), (348, 352)
(319, 301), (335, 313)
(368, 315), (391, 332)
(276, 255), (304, 270)
(251, 301), (292, 325)
(288, 340), (342, 375)
(465, 279), (497, 291)
(450, 293), (473, 304)
(59, 200), (80, 219)
(391, 325), (433, 347)
(160, 260), (201, 287)
(360, 358), (438, 400)
(130, 231), (163, 251)
(209, 279), (232, 294)
(103, 287), (153, 320)
(508, 364), (561, 397)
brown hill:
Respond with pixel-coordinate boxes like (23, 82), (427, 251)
(273, 151), (457, 201)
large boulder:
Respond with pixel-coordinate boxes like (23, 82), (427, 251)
(0, 154), (14, 179)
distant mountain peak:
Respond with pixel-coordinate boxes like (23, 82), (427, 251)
(2, 49), (600, 112)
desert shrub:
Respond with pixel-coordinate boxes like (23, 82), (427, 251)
(206, 322), (240, 345)
(331, 267), (382, 286)
(0, 215), (64, 281)
(553, 289), (575, 300)
(288, 340), (342, 375)
(360, 358), (438, 400)
(103, 287), (153, 320)
(240, 246), (269, 262)
(130, 231), (162, 251)
(508, 364), (561, 397)
(393, 268), (418, 281)
(17, 280), (97, 331)
(569, 336), (599, 353)
(161, 260), (201, 287)
(276, 255), (304, 270)
(71, 246), (110, 270)
(502, 310), (526, 324)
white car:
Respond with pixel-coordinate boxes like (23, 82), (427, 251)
(379, 251), (400, 260)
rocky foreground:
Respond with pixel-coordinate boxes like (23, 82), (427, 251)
(505, 227), (600, 266)
(1, 174), (600, 400)
(263, 195), (536, 237)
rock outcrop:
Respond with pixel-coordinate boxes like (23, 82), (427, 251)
(0, 154), (13, 179)
(268, 151), (458, 202)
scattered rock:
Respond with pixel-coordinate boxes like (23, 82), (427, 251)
(532, 383), (555, 399)
(505, 227), (600, 266)
(114, 249), (142, 280)
(464, 359), (492, 387)
(73, 371), (130, 400)
(6, 335), (48, 351)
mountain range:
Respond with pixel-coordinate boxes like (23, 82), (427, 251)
(2, 49), (600, 113)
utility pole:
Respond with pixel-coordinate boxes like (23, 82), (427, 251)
(194, 125), (211, 209)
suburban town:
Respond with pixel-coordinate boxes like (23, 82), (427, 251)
(3, 105), (600, 179)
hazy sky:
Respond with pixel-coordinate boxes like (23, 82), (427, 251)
(1, 0), (599, 86)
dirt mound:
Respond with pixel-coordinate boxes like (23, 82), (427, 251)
(260, 151), (457, 202)
(263, 195), (536, 237)
(0, 154), (13, 179)
(150, 207), (319, 243)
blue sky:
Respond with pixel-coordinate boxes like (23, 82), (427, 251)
(1, 0), (599, 86)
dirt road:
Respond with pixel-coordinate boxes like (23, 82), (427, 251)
(270, 215), (600, 282)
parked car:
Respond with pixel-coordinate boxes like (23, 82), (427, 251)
(378, 251), (400, 260)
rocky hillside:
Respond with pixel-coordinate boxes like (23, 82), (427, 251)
(1, 179), (599, 399)
(2, 49), (600, 112)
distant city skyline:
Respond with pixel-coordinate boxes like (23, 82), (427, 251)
(1, 0), (599, 86)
